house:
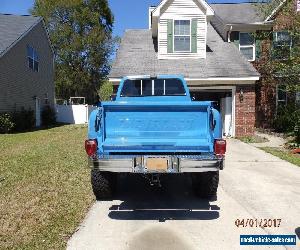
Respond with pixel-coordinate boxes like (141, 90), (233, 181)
(253, 0), (300, 128)
(210, 3), (274, 129)
(210, 3), (272, 61)
(211, 1), (300, 128)
(0, 14), (54, 127)
(109, 0), (261, 137)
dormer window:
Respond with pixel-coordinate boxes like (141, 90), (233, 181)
(153, 0), (213, 59)
(174, 20), (191, 52)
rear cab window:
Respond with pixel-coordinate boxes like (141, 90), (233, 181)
(120, 78), (186, 97)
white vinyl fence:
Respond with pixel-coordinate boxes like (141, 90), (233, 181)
(56, 105), (97, 124)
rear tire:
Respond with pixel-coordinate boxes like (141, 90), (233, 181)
(91, 170), (116, 200)
(192, 171), (219, 198)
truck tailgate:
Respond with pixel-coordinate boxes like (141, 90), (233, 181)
(100, 102), (213, 153)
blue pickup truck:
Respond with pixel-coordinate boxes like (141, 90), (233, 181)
(85, 75), (226, 199)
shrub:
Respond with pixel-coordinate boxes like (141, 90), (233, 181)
(0, 113), (15, 134)
(295, 119), (300, 145)
(12, 108), (35, 132)
(42, 105), (56, 126)
(273, 104), (300, 145)
(98, 80), (113, 101)
(273, 104), (300, 133)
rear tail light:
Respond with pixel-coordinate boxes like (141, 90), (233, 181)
(214, 139), (226, 156)
(85, 139), (97, 157)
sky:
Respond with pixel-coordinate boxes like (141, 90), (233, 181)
(0, 0), (249, 37)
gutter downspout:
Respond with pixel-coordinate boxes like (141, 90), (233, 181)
(227, 25), (233, 43)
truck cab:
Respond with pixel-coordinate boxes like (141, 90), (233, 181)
(85, 75), (226, 199)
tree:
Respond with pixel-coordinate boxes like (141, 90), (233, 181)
(31, 0), (117, 103)
(98, 80), (113, 101)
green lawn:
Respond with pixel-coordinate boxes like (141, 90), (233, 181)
(260, 147), (300, 167)
(0, 125), (94, 249)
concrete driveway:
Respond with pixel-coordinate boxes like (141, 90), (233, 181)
(67, 139), (300, 250)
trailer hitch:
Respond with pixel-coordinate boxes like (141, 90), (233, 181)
(143, 174), (162, 187)
(150, 174), (162, 187)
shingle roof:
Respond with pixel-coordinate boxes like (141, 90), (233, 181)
(109, 24), (259, 79)
(210, 3), (264, 24)
(0, 14), (42, 57)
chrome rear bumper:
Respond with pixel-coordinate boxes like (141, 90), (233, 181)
(88, 156), (224, 173)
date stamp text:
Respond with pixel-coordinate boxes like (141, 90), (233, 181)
(235, 219), (282, 228)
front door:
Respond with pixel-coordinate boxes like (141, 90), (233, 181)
(35, 98), (41, 127)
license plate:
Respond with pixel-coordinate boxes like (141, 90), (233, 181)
(146, 158), (168, 171)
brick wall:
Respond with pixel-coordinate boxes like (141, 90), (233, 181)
(252, 35), (277, 128)
(255, 79), (277, 128)
(253, 41), (277, 129)
(273, 2), (296, 31)
(235, 85), (256, 137)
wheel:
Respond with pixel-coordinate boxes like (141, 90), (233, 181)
(192, 171), (219, 198)
(91, 170), (117, 200)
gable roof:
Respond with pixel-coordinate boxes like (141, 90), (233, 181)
(265, 0), (286, 21)
(211, 3), (264, 24)
(0, 14), (42, 57)
(210, 3), (272, 41)
(152, 0), (214, 17)
(109, 24), (259, 80)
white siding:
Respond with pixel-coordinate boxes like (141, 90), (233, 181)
(158, 0), (207, 59)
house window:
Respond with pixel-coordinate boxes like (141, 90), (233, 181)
(277, 84), (287, 108)
(27, 46), (39, 72)
(174, 20), (191, 52)
(272, 31), (292, 60)
(239, 33), (255, 61)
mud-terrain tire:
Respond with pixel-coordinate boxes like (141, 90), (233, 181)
(192, 171), (219, 198)
(91, 170), (116, 200)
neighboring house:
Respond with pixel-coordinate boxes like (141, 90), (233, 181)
(109, 0), (261, 137)
(0, 14), (54, 127)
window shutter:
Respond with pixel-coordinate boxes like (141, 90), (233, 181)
(291, 33), (298, 58)
(272, 32), (277, 59)
(272, 32), (277, 46)
(255, 39), (261, 59)
(191, 19), (197, 53)
(230, 31), (240, 47)
(167, 20), (173, 53)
